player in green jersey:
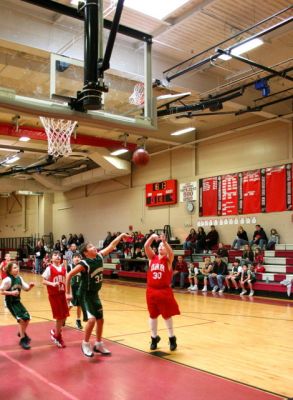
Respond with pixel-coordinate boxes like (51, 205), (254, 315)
(0, 262), (34, 349)
(66, 232), (129, 357)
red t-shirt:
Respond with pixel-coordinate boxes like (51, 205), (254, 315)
(174, 261), (188, 273)
(46, 264), (66, 296)
(0, 261), (8, 279)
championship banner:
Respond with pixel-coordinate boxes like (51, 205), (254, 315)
(221, 174), (238, 216)
(286, 164), (292, 210)
(200, 177), (218, 216)
(265, 165), (286, 212)
(242, 170), (261, 214)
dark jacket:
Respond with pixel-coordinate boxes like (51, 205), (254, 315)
(237, 230), (248, 241)
(213, 261), (228, 275)
(253, 228), (267, 242)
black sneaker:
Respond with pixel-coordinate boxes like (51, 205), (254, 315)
(76, 319), (83, 330)
(17, 332), (31, 342)
(169, 336), (177, 351)
(150, 335), (161, 350)
(19, 337), (31, 350)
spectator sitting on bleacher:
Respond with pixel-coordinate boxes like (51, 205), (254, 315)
(225, 259), (242, 292)
(240, 264), (256, 297)
(214, 243), (228, 265)
(172, 255), (189, 289)
(195, 227), (206, 253)
(205, 225), (219, 252)
(232, 226), (249, 250)
(253, 248), (264, 272)
(199, 256), (213, 292)
(250, 224), (267, 250)
(240, 244), (254, 266)
(103, 232), (113, 249)
(183, 228), (197, 252)
(208, 255), (228, 293)
(187, 262), (199, 291)
(77, 233), (85, 246)
(266, 228), (280, 250)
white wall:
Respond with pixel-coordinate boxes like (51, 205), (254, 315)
(0, 120), (292, 245)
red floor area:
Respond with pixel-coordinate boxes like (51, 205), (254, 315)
(0, 322), (284, 400)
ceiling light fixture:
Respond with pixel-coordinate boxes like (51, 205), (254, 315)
(124, 0), (190, 20)
(110, 133), (129, 156)
(170, 127), (196, 136)
(218, 38), (264, 61)
(16, 191), (43, 196)
(3, 155), (21, 164)
(19, 136), (30, 142)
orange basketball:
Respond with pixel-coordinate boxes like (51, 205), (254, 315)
(132, 148), (150, 166)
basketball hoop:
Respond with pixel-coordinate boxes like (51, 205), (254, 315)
(129, 82), (144, 106)
(40, 117), (77, 158)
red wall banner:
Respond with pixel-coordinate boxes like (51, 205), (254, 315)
(242, 170), (261, 214)
(266, 165), (286, 212)
(201, 177), (218, 216)
(221, 174), (238, 216)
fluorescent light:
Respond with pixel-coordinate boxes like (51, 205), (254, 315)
(0, 148), (19, 152)
(124, 0), (190, 20)
(218, 38), (264, 61)
(110, 148), (129, 156)
(4, 155), (20, 164)
(19, 136), (30, 142)
(157, 92), (191, 101)
(171, 127), (196, 136)
(16, 191), (43, 196)
(70, 0), (84, 5)
(232, 38), (263, 56)
(218, 53), (232, 61)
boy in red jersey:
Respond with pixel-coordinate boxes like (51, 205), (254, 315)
(42, 251), (69, 348)
(144, 233), (180, 351)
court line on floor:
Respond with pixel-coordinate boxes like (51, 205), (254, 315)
(0, 350), (79, 400)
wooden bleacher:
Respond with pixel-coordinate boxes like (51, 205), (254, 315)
(101, 244), (293, 298)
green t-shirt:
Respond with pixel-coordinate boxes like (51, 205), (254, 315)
(5, 275), (22, 305)
(78, 254), (103, 293)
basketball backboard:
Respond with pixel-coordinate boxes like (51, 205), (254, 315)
(0, 1), (156, 134)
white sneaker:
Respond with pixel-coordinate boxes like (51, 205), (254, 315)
(287, 284), (292, 297)
(202, 286), (207, 292)
(192, 285), (198, 291)
(219, 286), (225, 293)
(187, 285), (193, 290)
(93, 341), (111, 355)
(249, 290), (254, 297)
(81, 341), (94, 357)
(240, 290), (247, 296)
(212, 285), (218, 293)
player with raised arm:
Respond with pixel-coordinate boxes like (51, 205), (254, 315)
(144, 233), (180, 351)
(66, 233), (130, 358)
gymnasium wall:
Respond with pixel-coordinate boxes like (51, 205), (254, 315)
(0, 120), (292, 246)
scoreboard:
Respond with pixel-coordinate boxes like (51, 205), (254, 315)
(146, 180), (177, 207)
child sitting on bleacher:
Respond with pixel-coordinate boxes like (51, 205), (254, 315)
(187, 263), (199, 291)
(240, 264), (256, 297)
(253, 248), (265, 272)
(200, 256), (214, 292)
(225, 259), (242, 292)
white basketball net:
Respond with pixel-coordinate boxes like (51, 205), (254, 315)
(129, 83), (144, 106)
(40, 117), (77, 158)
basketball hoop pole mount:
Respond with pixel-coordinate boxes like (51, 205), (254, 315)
(68, 0), (125, 113)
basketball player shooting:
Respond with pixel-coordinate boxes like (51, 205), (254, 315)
(144, 233), (180, 351)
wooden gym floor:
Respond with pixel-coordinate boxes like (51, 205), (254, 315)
(0, 272), (292, 399)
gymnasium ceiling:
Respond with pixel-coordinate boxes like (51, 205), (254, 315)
(0, 0), (292, 194)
